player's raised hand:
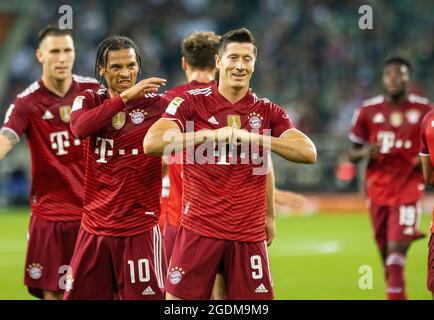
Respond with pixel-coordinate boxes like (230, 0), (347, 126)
(120, 77), (166, 103)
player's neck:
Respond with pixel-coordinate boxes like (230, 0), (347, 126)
(41, 74), (72, 98)
(186, 69), (215, 84)
(218, 82), (249, 104)
(386, 91), (407, 105)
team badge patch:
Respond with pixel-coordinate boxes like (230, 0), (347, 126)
(227, 115), (241, 128)
(390, 112), (403, 128)
(166, 97), (184, 115)
(248, 112), (263, 129)
(27, 263), (43, 280)
(405, 109), (420, 124)
(112, 111), (126, 130)
(72, 96), (85, 112)
(129, 109), (147, 125)
(168, 266), (185, 285)
(59, 106), (72, 123)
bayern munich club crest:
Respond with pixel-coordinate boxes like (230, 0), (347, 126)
(27, 263), (43, 280)
(129, 109), (147, 125)
(248, 112), (263, 129)
(168, 266), (185, 285)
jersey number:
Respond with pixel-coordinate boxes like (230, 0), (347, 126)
(251, 255), (263, 280)
(127, 259), (150, 284)
(399, 205), (417, 226)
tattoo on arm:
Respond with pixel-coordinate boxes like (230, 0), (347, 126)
(1, 130), (19, 146)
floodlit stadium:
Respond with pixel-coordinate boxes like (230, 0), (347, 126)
(0, 0), (433, 301)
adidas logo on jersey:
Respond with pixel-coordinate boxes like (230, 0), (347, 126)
(255, 283), (268, 293)
(42, 110), (54, 120)
(208, 116), (219, 125)
(142, 286), (155, 295)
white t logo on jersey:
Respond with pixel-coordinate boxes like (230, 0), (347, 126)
(50, 131), (70, 156)
(95, 137), (114, 163)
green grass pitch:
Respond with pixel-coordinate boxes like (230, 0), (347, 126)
(0, 208), (431, 300)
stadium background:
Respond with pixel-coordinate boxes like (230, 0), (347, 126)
(0, 0), (433, 299)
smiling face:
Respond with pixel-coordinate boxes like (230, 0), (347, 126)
(216, 42), (256, 91)
(99, 48), (139, 94)
(36, 35), (75, 82)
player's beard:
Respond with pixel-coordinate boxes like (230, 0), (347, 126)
(389, 88), (406, 103)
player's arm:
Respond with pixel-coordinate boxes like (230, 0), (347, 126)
(71, 78), (166, 139)
(348, 141), (380, 163)
(143, 118), (221, 156)
(232, 128), (316, 164)
(421, 155), (433, 186)
(0, 130), (19, 160)
(265, 156), (276, 246)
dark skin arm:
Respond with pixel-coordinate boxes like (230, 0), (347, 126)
(347, 141), (381, 163)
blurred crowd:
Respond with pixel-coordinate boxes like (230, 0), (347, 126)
(3, 0), (434, 136)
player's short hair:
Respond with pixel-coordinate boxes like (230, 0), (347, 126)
(217, 27), (257, 57)
(181, 31), (220, 70)
(38, 25), (73, 47)
(383, 56), (412, 74)
(95, 35), (143, 83)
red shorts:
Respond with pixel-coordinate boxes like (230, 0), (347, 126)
(428, 234), (434, 292)
(24, 213), (80, 299)
(163, 222), (178, 263)
(63, 225), (166, 300)
(369, 201), (425, 251)
(165, 226), (273, 300)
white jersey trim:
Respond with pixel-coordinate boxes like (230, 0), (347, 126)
(72, 74), (99, 84)
(349, 132), (365, 144)
(0, 127), (20, 142)
(153, 225), (164, 289)
(163, 117), (184, 132)
(408, 94), (430, 105)
(361, 95), (384, 108)
(419, 152), (430, 157)
(17, 81), (40, 98)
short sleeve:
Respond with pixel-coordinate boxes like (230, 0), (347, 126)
(162, 94), (191, 132)
(269, 103), (295, 138)
(1, 98), (30, 141)
(349, 107), (367, 144)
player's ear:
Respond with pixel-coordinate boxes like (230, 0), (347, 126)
(181, 57), (187, 71)
(215, 54), (221, 69)
(99, 66), (105, 77)
(35, 49), (44, 64)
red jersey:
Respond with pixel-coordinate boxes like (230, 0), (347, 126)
(70, 89), (164, 237)
(349, 94), (432, 205)
(162, 83), (294, 242)
(163, 80), (216, 227)
(1, 75), (101, 222)
(419, 109), (434, 233)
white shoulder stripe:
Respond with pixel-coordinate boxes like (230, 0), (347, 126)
(17, 81), (40, 98)
(73, 74), (99, 84)
(408, 94), (430, 105)
(349, 132), (365, 144)
(187, 86), (213, 96)
(361, 95), (384, 107)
